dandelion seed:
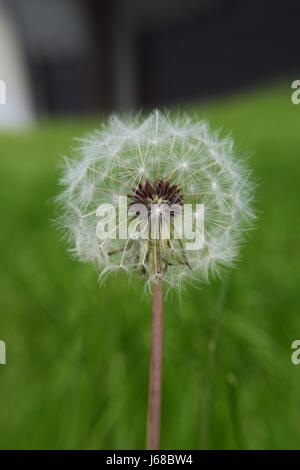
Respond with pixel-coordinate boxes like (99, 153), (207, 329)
(56, 111), (255, 291)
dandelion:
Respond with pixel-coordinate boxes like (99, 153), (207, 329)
(56, 111), (255, 449)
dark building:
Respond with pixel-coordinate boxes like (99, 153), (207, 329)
(2, 0), (300, 117)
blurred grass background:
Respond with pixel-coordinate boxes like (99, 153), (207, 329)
(0, 83), (300, 449)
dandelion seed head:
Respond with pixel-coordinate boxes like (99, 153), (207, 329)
(56, 111), (255, 292)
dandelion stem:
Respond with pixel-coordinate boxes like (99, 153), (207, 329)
(147, 280), (163, 450)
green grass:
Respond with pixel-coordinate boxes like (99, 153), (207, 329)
(0, 82), (300, 449)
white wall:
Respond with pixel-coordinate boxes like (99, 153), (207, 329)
(0, 2), (34, 128)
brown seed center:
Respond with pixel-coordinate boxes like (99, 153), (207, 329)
(129, 179), (183, 212)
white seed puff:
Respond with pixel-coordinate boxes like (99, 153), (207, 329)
(56, 111), (255, 291)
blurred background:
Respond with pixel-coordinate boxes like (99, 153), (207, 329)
(1, 0), (300, 124)
(0, 0), (300, 450)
